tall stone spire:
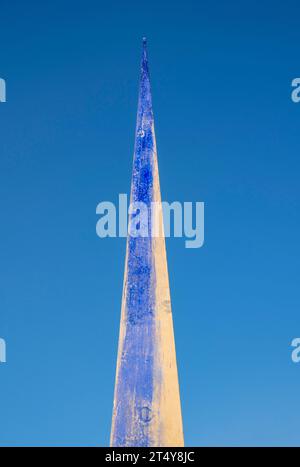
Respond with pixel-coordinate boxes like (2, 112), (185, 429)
(110, 38), (184, 447)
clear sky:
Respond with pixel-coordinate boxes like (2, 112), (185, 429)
(0, 0), (300, 447)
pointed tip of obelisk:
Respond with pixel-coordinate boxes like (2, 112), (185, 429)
(140, 37), (149, 79)
(142, 37), (148, 56)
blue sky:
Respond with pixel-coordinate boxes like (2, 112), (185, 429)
(0, 0), (300, 446)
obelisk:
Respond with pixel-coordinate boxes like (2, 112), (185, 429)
(110, 38), (184, 447)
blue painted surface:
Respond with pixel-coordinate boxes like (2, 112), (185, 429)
(111, 39), (157, 447)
